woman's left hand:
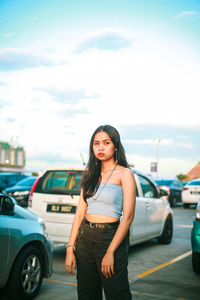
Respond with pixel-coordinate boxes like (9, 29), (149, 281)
(101, 251), (114, 278)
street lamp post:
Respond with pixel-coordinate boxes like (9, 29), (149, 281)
(154, 139), (161, 179)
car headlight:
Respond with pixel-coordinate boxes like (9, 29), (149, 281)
(38, 217), (47, 231)
(196, 202), (200, 221)
(13, 191), (29, 196)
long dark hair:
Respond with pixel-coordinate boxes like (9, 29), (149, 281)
(81, 125), (129, 202)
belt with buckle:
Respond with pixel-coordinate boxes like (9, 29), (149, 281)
(84, 218), (119, 229)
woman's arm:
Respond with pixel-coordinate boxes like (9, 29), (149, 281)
(101, 168), (136, 278)
(65, 189), (87, 275)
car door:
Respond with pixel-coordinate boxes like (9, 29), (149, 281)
(0, 214), (9, 286)
(129, 174), (147, 244)
(137, 174), (164, 236)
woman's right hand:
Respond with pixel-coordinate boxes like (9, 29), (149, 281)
(65, 248), (76, 276)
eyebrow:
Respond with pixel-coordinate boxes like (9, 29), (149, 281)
(93, 138), (111, 142)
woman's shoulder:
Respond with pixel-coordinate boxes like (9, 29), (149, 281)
(117, 166), (134, 179)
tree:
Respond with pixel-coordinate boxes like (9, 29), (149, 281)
(176, 173), (188, 182)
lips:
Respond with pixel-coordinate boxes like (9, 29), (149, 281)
(98, 153), (104, 157)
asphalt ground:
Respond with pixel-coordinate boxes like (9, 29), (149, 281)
(1, 205), (200, 300)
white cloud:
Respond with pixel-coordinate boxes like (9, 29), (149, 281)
(0, 48), (60, 70)
(174, 11), (199, 19)
(124, 139), (195, 150)
(124, 139), (172, 145)
(177, 142), (194, 149)
(34, 86), (98, 104)
(0, 27), (200, 176)
(74, 28), (134, 52)
(5, 32), (15, 38)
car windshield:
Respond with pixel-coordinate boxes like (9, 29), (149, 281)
(17, 177), (37, 187)
(155, 180), (173, 186)
(0, 176), (5, 183)
(38, 170), (83, 195)
(188, 180), (200, 186)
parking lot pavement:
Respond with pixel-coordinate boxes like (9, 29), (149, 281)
(1, 206), (200, 300)
(130, 255), (200, 300)
(34, 250), (200, 300)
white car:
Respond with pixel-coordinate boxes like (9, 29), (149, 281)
(182, 178), (200, 208)
(28, 168), (173, 246)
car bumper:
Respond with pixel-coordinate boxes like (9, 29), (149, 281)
(182, 199), (200, 204)
(44, 236), (54, 278)
(182, 193), (200, 204)
(45, 221), (73, 244)
(191, 219), (200, 253)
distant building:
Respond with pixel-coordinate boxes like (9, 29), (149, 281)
(0, 141), (25, 170)
(186, 162), (200, 181)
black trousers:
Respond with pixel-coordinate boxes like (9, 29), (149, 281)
(75, 219), (132, 300)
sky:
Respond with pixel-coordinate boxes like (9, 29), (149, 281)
(0, 0), (200, 179)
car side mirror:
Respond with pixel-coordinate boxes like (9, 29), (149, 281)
(159, 188), (169, 197)
(0, 194), (15, 214)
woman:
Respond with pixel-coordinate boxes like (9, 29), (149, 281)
(65, 124), (136, 300)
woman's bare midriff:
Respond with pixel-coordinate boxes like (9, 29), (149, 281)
(85, 213), (119, 223)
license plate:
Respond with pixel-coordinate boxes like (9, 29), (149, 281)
(47, 204), (76, 213)
(190, 191), (200, 195)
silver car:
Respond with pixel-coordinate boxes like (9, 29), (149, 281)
(0, 194), (53, 300)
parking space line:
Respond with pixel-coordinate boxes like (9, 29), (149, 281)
(44, 251), (192, 288)
(69, 282), (77, 286)
(44, 278), (77, 286)
(137, 250), (192, 279)
(44, 279), (59, 283)
(178, 225), (192, 228)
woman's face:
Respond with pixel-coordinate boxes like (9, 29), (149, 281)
(93, 131), (116, 162)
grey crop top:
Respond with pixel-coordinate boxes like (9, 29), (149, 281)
(86, 183), (123, 219)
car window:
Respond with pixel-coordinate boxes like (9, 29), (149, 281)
(173, 181), (178, 187)
(188, 181), (200, 186)
(36, 170), (83, 195)
(0, 176), (6, 183)
(17, 177), (37, 187)
(155, 180), (173, 186)
(7, 175), (17, 184)
(138, 175), (159, 198)
(177, 181), (182, 188)
(135, 186), (139, 197)
(178, 181), (183, 189)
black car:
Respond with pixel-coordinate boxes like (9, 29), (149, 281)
(0, 173), (28, 192)
(155, 179), (183, 207)
(2, 176), (38, 207)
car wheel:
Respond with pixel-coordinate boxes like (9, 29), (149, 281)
(183, 203), (190, 208)
(157, 216), (173, 244)
(192, 251), (200, 274)
(6, 246), (44, 300)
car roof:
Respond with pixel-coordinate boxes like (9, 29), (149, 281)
(187, 178), (200, 183)
(42, 167), (150, 177)
(155, 179), (176, 181)
(189, 178), (200, 181)
(131, 168), (144, 176)
(131, 168), (155, 179)
(0, 172), (23, 176)
(16, 176), (38, 182)
(43, 167), (85, 172)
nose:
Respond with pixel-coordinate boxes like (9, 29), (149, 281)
(99, 144), (104, 151)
